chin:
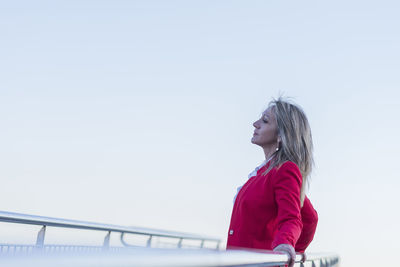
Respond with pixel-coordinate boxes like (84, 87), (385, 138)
(251, 138), (263, 147)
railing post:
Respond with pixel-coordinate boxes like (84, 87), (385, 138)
(120, 232), (128, 247)
(146, 235), (153, 247)
(200, 239), (204, 248)
(177, 238), (183, 248)
(35, 225), (46, 251)
(103, 231), (111, 250)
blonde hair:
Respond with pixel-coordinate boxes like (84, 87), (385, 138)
(264, 97), (314, 206)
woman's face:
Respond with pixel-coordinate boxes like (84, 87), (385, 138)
(251, 107), (279, 149)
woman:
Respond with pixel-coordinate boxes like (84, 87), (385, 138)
(226, 98), (318, 267)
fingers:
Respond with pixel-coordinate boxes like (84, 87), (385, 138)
(273, 244), (296, 267)
(286, 248), (295, 267)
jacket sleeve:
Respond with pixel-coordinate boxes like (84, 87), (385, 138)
(295, 196), (318, 252)
(271, 161), (303, 249)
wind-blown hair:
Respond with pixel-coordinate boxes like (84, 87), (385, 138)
(264, 97), (314, 206)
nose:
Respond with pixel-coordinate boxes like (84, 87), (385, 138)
(253, 120), (259, 128)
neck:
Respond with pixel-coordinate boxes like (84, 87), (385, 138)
(263, 146), (276, 161)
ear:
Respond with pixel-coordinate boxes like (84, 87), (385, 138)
(277, 136), (281, 143)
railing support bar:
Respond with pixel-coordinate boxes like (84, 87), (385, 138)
(177, 238), (183, 248)
(103, 231), (111, 249)
(36, 225), (46, 250)
(146, 235), (153, 247)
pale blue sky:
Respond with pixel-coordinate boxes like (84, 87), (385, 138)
(1, 1), (400, 266)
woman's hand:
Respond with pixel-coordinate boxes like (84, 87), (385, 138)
(273, 244), (296, 267)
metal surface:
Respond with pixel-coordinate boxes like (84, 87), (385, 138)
(0, 210), (220, 249)
(103, 231), (111, 249)
(35, 226), (46, 248)
(0, 210), (219, 241)
(0, 247), (340, 267)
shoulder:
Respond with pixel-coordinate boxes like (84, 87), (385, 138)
(276, 161), (301, 175)
(272, 161), (302, 185)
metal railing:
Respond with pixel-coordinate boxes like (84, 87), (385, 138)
(0, 210), (221, 251)
(0, 210), (339, 267)
(0, 248), (339, 267)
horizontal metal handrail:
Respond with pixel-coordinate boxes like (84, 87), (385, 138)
(0, 210), (218, 240)
(0, 210), (221, 248)
(0, 247), (340, 267)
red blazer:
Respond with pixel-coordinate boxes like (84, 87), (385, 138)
(227, 161), (317, 252)
(296, 196), (318, 252)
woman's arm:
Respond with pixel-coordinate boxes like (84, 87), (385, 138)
(271, 161), (303, 249)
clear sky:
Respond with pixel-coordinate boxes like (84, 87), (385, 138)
(1, 1), (399, 266)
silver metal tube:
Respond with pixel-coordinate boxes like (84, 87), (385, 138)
(102, 231), (111, 249)
(0, 210), (219, 242)
(35, 226), (46, 248)
(0, 248), (340, 267)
